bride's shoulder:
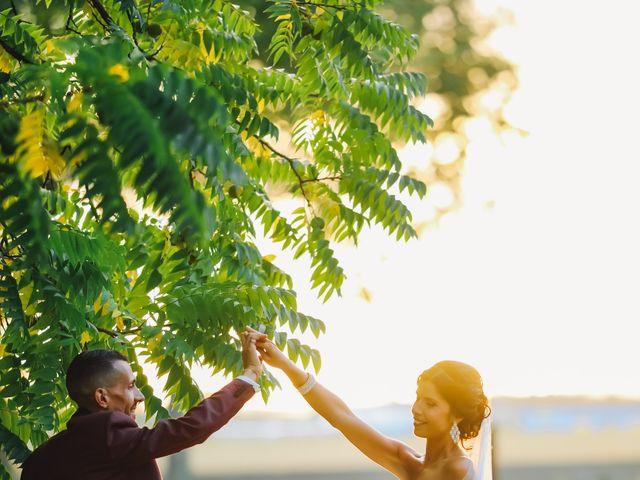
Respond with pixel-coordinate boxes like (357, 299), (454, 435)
(397, 442), (422, 460)
(396, 442), (423, 470)
(442, 456), (474, 480)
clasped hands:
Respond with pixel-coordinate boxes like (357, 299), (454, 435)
(240, 327), (293, 380)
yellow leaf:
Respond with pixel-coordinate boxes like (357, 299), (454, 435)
(147, 333), (162, 350)
(336, 10), (344, 21)
(126, 270), (139, 283)
(0, 343), (7, 357)
(2, 196), (15, 211)
(69, 148), (87, 168)
(15, 110), (65, 179)
(276, 13), (291, 21)
(358, 287), (373, 303)
(43, 141), (65, 176)
(310, 109), (326, 125)
(0, 45), (14, 73)
(18, 282), (36, 316)
(45, 39), (56, 55)
(67, 92), (83, 113)
(257, 98), (265, 114)
(80, 330), (91, 346)
(263, 254), (277, 262)
(11, 270), (22, 283)
(198, 32), (215, 64)
(115, 317), (125, 331)
(93, 297), (102, 314)
(246, 137), (268, 157)
(108, 64), (129, 82)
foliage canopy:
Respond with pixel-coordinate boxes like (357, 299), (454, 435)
(0, 0), (433, 475)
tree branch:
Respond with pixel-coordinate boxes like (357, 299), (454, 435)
(65, 2), (82, 35)
(87, 0), (114, 27)
(0, 38), (34, 64)
(255, 137), (313, 207)
(0, 87), (89, 109)
(127, 10), (158, 62)
(97, 326), (118, 338)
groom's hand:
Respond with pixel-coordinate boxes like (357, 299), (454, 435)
(241, 329), (266, 380)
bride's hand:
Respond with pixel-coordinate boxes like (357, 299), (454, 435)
(244, 326), (292, 370)
(255, 337), (291, 370)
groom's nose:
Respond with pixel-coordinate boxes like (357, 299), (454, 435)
(134, 387), (144, 402)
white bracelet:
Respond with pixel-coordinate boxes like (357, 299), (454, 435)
(297, 373), (317, 395)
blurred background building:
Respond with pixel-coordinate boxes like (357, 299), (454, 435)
(156, 397), (640, 480)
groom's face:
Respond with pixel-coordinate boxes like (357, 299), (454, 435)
(97, 360), (144, 421)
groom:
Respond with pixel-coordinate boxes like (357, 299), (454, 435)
(20, 330), (266, 480)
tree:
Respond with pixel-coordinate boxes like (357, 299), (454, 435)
(0, 0), (432, 476)
(240, 0), (516, 223)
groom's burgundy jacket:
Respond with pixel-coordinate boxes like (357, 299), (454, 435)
(20, 378), (254, 480)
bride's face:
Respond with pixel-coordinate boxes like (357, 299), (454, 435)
(411, 379), (455, 439)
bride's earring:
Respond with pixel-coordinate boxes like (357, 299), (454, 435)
(450, 422), (460, 444)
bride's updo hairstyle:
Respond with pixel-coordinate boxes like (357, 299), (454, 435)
(418, 360), (490, 447)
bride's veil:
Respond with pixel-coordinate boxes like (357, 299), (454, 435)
(468, 415), (492, 480)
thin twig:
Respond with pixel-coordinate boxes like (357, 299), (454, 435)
(97, 327), (117, 338)
(296, 1), (351, 10)
(127, 10), (158, 62)
(65, 2), (82, 35)
(88, 8), (108, 30)
(255, 137), (312, 207)
(0, 94), (44, 108)
(86, 197), (100, 221)
(300, 175), (342, 184)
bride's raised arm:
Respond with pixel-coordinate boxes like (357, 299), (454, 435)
(255, 335), (413, 478)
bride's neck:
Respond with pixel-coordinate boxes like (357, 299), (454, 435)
(424, 436), (460, 464)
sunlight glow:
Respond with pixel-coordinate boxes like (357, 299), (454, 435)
(182, 0), (640, 413)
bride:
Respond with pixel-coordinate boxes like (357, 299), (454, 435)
(249, 331), (492, 479)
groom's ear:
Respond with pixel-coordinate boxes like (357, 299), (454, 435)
(95, 387), (109, 409)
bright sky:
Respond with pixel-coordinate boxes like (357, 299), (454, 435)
(186, 0), (640, 413)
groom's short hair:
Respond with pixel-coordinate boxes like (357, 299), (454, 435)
(66, 349), (128, 408)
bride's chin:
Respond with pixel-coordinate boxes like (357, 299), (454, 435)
(413, 426), (428, 438)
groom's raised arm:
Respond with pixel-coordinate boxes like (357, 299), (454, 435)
(105, 377), (257, 464)
(106, 330), (265, 465)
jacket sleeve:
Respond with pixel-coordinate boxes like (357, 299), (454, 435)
(105, 378), (254, 464)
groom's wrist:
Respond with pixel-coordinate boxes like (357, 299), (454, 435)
(242, 368), (258, 381)
(237, 371), (261, 393)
